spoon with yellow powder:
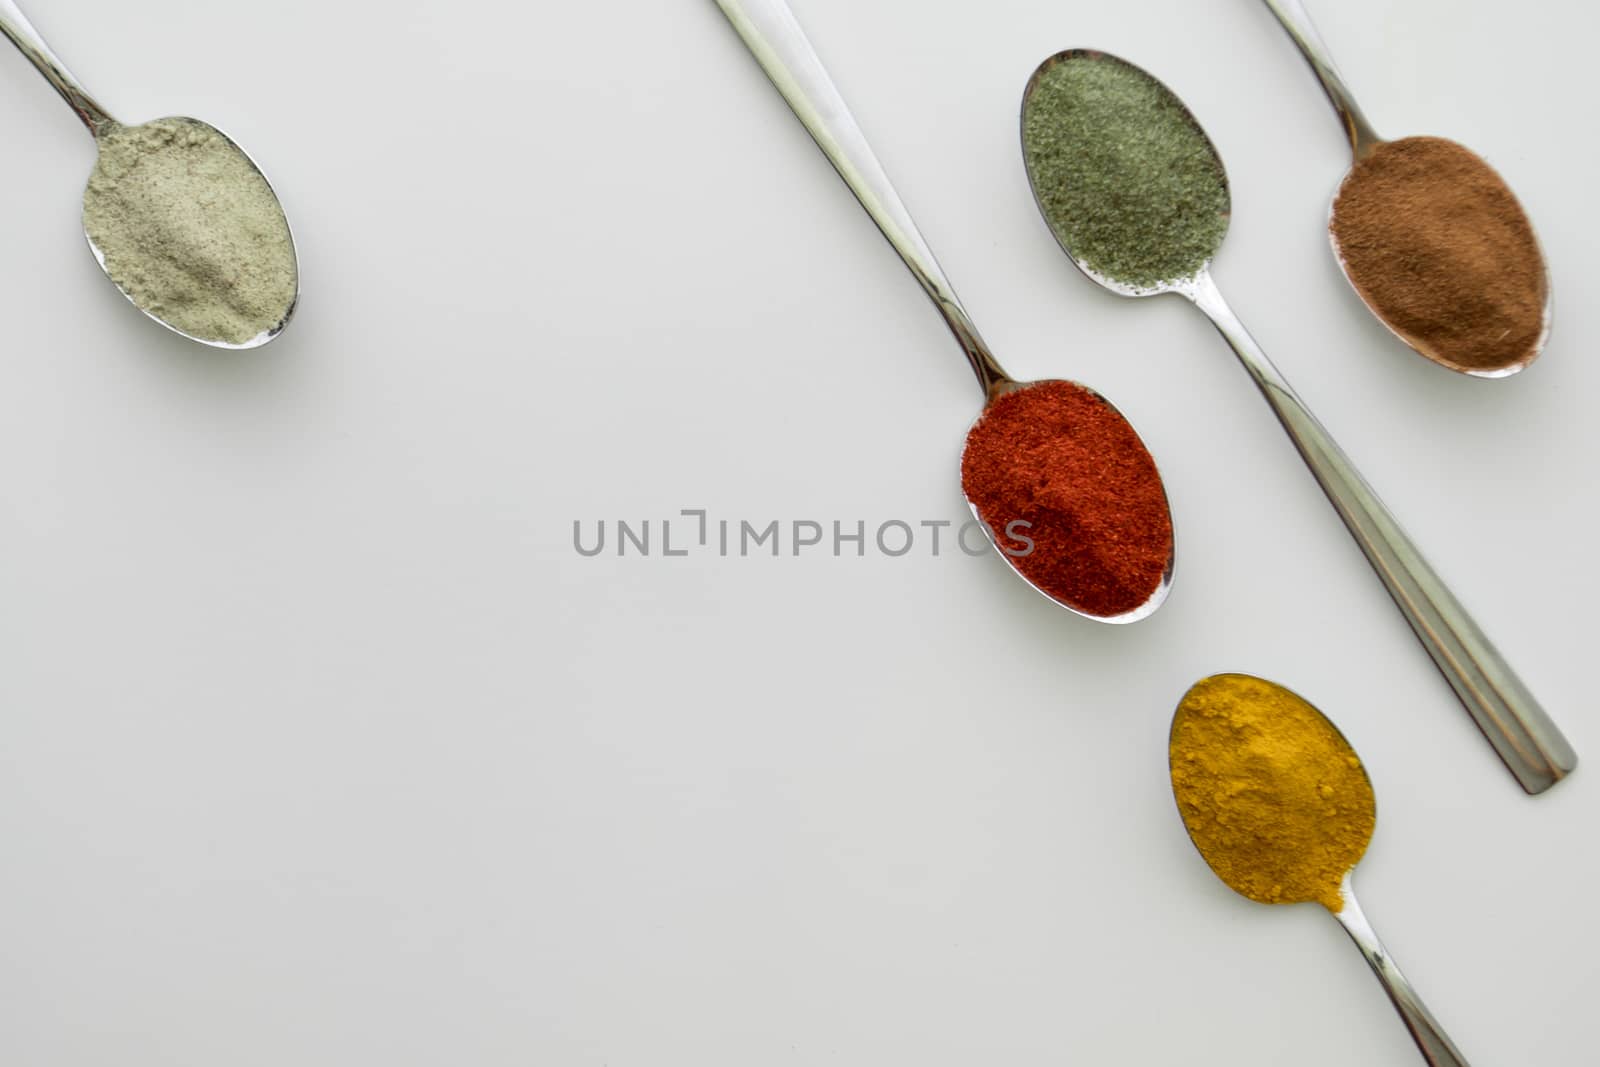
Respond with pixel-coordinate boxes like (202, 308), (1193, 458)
(1171, 674), (1471, 1066)
(0, 0), (298, 348)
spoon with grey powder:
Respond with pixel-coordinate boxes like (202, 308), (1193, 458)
(0, 0), (298, 348)
(1020, 50), (1575, 793)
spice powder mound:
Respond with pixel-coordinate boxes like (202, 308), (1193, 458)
(1022, 53), (1230, 289)
(1331, 136), (1547, 373)
(83, 118), (298, 345)
(960, 380), (1171, 618)
(1169, 674), (1376, 913)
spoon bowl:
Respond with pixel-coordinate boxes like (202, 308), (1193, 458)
(1, 0), (298, 349)
(1324, 137), (1551, 379)
(1170, 674), (1375, 910)
(715, 0), (1175, 623)
(1022, 49), (1231, 301)
(1020, 48), (1575, 791)
(83, 117), (299, 349)
(965, 377), (1174, 624)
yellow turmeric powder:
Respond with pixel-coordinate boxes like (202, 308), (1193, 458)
(1169, 674), (1376, 913)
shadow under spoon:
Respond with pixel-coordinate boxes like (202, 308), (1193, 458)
(1021, 49), (1574, 791)
(0, 0), (298, 349)
(712, 0), (1174, 623)
(1261, 0), (1550, 377)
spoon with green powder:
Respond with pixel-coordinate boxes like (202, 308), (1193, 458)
(0, 0), (298, 348)
(1170, 674), (1472, 1066)
(711, 0), (1175, 623)
(1020, 50), (1575, 793)
(1261, 0), (1550, 378)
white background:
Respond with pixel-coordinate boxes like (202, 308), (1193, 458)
(1, 0), (1594, 1063)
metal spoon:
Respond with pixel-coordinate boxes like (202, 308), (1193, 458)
(1022, 50), (1574, 791)
(711, 0), (1174, 623)
(1170, 675), (1472, 1066)
(1261, 0), (1550, 378)
(0, 0), (298, 349)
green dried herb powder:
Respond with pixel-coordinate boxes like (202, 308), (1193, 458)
(1023, 55), (1229, 288)
(83, 118), (297, 345)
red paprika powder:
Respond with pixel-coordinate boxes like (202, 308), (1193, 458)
(960, 380), (1172, 618)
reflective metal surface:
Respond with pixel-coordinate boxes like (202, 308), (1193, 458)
(0, 0), (114, 135)
(0, 0), (297, 349)
(1023, 51), (1575, 792)
(713, 0), (1174, 623)
(1261, 0), (1381, 158)
(1338, 874), (1472, 1067)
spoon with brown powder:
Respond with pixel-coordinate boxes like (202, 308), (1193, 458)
(1262, 0), (1550, 377)
(712, 0), (1175, 622)
(1171, 674), (1473, 1066)
(0, 0), (298, 348)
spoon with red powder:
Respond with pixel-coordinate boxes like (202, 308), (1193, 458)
(713, 0), (1174, 622)
(1263, 0), (1551, 377)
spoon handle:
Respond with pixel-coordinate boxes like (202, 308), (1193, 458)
(0, 0), (115, 134)
(1259, 0), (1382, 156)
(1335, 881), (1472, 1066)
(1189, 273), (1576, 795)
(712, 0), (1011, 398)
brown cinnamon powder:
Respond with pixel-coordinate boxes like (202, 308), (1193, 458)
(1330, 136), (1547, 374)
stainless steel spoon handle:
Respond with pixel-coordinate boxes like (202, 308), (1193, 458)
(712, 0), (1011, 398)
(1260, 0), (1381, 156)
(0, 0), (115, 135)
(1190, 273), (1576, 794)
(1336, 879), (1472, 1066)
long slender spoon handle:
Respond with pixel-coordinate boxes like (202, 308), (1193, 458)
(1260, 0), (1382, 157)
(0, 0), (116, 135)
(711, 0), (1011, 398)
(1190, 273), (1576, 794)
(1336, 881), (1472, 1066)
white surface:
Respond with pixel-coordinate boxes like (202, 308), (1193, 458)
(1, 0), (1594, 1063)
